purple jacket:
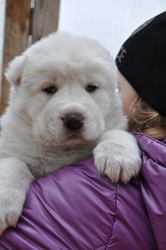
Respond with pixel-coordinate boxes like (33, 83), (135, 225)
(0, 133), (166, 250)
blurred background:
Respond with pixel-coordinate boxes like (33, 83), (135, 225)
(0, 0), (166, 114)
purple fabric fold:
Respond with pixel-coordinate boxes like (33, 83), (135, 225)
(0, 133), (165, 249)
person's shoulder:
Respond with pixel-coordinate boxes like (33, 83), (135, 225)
(132, 132), (166, 166)
(161, 136), (166, 144)
(132, 132), (166, 147)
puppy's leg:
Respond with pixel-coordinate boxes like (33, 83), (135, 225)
(0, 158), (34, 234)
(93, 130), (141, 183)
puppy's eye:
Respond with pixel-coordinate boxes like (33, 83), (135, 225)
(43, 86), (57, 94)
(85, 84), (98, 93)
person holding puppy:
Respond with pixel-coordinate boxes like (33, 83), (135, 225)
(0, 11), (166, 250)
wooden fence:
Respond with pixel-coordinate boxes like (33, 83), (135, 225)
(0, 0), (60, 115)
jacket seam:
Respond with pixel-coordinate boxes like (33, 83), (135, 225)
(95, 183), (117, 250)
(105, 183), (117, 249)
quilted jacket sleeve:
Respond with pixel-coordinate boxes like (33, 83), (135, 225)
(0, 156), (158, 250)
(135, 133), (166, 250)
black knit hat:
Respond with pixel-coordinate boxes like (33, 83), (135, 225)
(116, 11), (166, 115)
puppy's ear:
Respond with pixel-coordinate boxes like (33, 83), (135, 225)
(5, 54), (25, 86)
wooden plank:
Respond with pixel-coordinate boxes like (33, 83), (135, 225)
(0, 0), (60, 115)
(31, 0), (60, 43)
(0, 0), (31, 115)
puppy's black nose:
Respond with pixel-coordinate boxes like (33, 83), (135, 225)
(63, 113), (84, 130)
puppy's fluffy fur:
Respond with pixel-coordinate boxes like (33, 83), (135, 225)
(0, 32), (141, 233)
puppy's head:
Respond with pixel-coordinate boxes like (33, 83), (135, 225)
(5, 32), (126, 147)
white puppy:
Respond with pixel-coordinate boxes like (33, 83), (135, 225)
(0, 32), (141, 233)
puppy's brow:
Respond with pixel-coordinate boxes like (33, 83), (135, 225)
(42, 82), (56, 89)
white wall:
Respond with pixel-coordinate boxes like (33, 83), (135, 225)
(58, 0), (166, 58)
(0, 0), (166, 88)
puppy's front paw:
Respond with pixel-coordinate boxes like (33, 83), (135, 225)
(94, 132), (141, 183)
(0, 189), (27, 234)
(0, 158), (34, 234)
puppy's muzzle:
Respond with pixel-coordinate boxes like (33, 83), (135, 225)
(62, 113), (84, 130)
